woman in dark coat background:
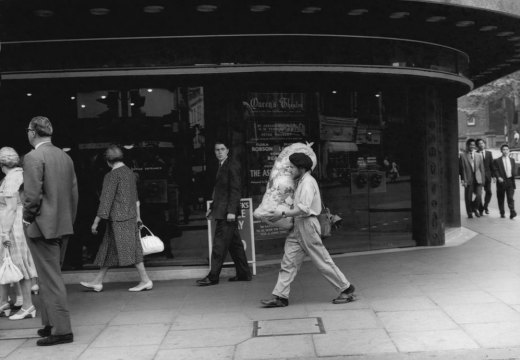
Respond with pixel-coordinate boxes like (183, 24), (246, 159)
(80, 145), (152, 292)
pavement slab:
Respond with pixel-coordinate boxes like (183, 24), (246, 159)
(313, 329), (398, 356)
(161, 326), (251, 348)
(235, 334), (315, 359)
(155, 346), (234, 360)
(77, 345), (159, 360)
(388, 329), (479, 352)
(90, 324), (170, 348)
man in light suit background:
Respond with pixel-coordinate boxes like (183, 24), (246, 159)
(23, 116), (78, 346)
(493, 144), (517, 219)
(459, 138), (485, 219)
(476, 139), (494, 215)
(196, 141), (251, 286)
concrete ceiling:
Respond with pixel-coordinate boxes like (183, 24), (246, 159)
(0, 0), (519, 87)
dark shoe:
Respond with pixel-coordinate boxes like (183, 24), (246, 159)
(37, 326), (52, 337)
(228, 276), (252, 282)
(333, 284), (356, 304)
(511, 211), (517, 220)
(37, 333), (73, 346)
(468, 214), (473, 219)
(484, 208), (489, 214)
(473, 210), (481, 218)
(196, 277), (219, 286)
(501, 214), (506, 218)
(261, 296), (288, 307)
(479, 210), (484, 216)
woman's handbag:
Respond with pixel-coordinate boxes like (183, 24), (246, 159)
(139, 225), (164, 256)
(0, 250), (24, 285)
(318, 204), (333, 239)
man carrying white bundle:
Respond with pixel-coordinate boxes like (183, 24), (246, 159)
(261, 153), (355, 307)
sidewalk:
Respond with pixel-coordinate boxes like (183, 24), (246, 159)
(1, 203), (520, 360)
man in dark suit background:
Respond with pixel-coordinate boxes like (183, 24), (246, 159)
(23, 116), (78, 346)
(492, 144), (517, 219)
(196, 141), (251, 286)
(476, 139), (494, 215)
(459, 138), (485, 219)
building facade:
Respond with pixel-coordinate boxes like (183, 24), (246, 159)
(1, 0), (520, 271)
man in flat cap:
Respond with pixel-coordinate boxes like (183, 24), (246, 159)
(261, 152), (355, 307)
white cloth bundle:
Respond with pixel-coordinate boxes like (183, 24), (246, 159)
(253, 142), (317, 229)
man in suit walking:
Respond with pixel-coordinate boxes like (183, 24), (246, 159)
(476, 139), (494, 215)
(196, 141), (251, 286)
(459, 138), (485, 218)
(493, 144), (517, 219)
(23, 116), (78, 346)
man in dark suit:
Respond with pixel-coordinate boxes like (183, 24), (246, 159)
(476, 139), (494, 215)
(23, 116), (78, 346)
(459, 138), (485, 218)
(196, 141), (251, 286)
(492, 144), (517, 219)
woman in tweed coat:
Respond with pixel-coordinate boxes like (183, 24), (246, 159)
(80, 145), (152, 292)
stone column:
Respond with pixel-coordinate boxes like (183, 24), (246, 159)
(410, 85), (446, 246)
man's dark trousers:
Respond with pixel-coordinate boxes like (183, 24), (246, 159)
(481, 178), (492, 212)
(497, 178), (515, 216)
(208, 219), (250, 282)
(27, 237), (72, 336)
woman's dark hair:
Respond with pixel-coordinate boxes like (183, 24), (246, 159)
(104, 144), (124, 164)
(289, 153), (313, 171)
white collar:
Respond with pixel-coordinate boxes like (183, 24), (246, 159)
(35, 140), (51, 149)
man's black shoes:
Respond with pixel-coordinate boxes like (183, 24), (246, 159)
(511, 211), (517, 220)
(37, 333), (73, 346)
(228, 276), (252, 282)
(501, 214), (506, 218)
(37, 326), (53, 338)
(261, 296), (288, 308)
(196, 277), (219, 286)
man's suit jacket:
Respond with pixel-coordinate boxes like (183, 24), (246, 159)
(210, 157), (241, 220)
(23, 142), (79, 239)
(479, 150), (494, 181)
(492, 156), (517, 189)
(459, 151), (485, 185)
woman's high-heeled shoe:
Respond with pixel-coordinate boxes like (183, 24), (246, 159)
(80, 281), (103, 292)
(128, 281), (153, 292)
(9, 306), (36, 320)
(0, 302), (11, 317)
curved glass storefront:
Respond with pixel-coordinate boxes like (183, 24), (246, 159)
(0, 72), (424, 270)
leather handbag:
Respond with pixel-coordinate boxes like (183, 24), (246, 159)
(139, 225), (164, 256)
(318, 204), (333, 238)
(0, 250), (24, 285)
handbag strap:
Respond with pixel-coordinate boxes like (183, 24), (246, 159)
(140, 224), (155, 237)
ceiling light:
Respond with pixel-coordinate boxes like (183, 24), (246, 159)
(143, 5), (165, 13)
(101, 95), (107, 99)
(455, 20), (475, 27)
(497, 31), (515, 37)
(479, 25), (497, 32)
(33, 9), (54, 17)
(389, 12), (410, 19)
(196, 4), (218, 12)
(348, 9), (368, 16)
(147, 89), (153, 93)
(90, 8), (110, 15)
(301, 6), (321, 14)
(130, 102), (135, 106)
(81, 104), (86, 108)
(508, 36), (520, 42)
(250, 4), (271, 12)
(332, 90), (337, 94)
(70, 96), (76, 100)
(426, 16), (446, 22)
(62, 148), (71, 152)
(26, 93), (32, 97)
